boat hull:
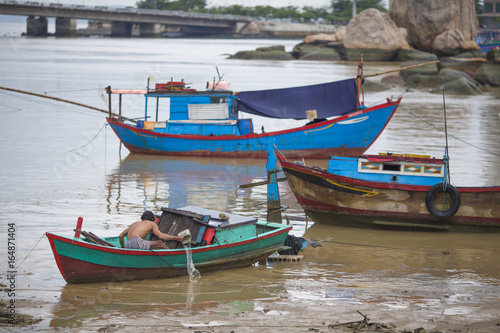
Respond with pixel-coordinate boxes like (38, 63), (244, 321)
(479, 42), (500, 53)
(107, 99), (400, 159)
(47, 222), (291, 284)
(279, 158), (500, 232)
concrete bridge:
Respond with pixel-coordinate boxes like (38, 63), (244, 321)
(0, 1), (253, 37)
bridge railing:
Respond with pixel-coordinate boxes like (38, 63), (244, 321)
(0, 0), (251, 22)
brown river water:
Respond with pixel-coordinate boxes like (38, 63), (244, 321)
(0, 34), (499, 332)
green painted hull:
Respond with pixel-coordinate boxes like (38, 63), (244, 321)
(47, 221), (291, 283)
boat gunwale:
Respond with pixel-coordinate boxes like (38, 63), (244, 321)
(279, 156), (500, 193)
(46, 223), (292, 257)
(107, 97), (402, 141)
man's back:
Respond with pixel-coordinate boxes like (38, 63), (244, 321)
(126, 220), (154, 240)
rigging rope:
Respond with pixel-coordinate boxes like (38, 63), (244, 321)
(400, 105), (500, 157)
(68, 122), (108, 152)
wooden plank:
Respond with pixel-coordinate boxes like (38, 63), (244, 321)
(75, 229), (116, 247)
(239, 177), (287, 188)
(161, 207), (209, 224)
(151, 210), (206, 249)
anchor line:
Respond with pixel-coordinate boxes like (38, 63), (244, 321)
(0, 230), (73, 285)
(69, 121), (108, 152)
(149, 238), (259, 278)
(149, 249), (189, 275)
(200, 236), (259, 277)
(401, 105), (500, 157)
(318, 239), (451, 254)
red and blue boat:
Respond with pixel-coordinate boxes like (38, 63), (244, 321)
(106, 77), (401, 159)
(277, 151), (500, 232)
(47, 206), (292, 284)
(477, 30), (500, 53)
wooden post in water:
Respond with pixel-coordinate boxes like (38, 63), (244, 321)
(105, 86), (112, 118)
(266, 143), (282, 223)
(119, 94), (122, 117)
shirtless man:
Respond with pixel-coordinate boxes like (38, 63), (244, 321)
(119, 211), (184, 250)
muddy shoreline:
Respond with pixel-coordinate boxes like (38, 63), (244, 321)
(2, 295), (500, 332)
(2, 256), (500, 333)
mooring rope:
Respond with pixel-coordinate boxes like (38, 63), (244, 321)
(400, 105), (500, 157)
(68, 121), (108, 152)
(0, 230), (72, 285)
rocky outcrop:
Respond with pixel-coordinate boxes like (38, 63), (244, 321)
(292, 44), (343, 61)
(474, 63), (500, 87)
(399, 60), (439, 81)
(396, 49), (438, 62)
(293, 33), (345, 61)
(389, 0), (478, 53)
(486, 48), (500, 64)
(344, 8), (410, 61)
(303, 33), (337, 44)
(430, 77), (482, 95)
(432, 29), (481, 57)
(439, 52), (487, 77)
(228, 45), (293, 60)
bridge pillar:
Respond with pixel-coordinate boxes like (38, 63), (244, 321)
(139, 23), (162, 37)
(27, 16), (48, 37)
(55, 17), (77, 37)
(111, 22), (133, 37)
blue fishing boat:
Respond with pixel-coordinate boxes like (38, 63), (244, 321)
(106, 76), (402, 159)
(278, 151), (500, 232)
(476, 30), (500, 53)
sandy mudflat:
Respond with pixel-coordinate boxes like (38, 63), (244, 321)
(2, 285), (500, 333)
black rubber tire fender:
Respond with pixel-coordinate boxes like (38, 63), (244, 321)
(425, 183), (461, 219)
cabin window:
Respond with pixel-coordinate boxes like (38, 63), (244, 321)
(382, 164), (401, 172)
(188, 104), (228, 120)
(210, 97), (227, 104)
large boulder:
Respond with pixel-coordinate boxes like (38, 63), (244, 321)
(474, 63), (500, 87)
(381, 74), (405, 87)
(398, 60), (439, 81)
(344, 8), (410, 61)
(438, 52), (487, 77)
(292, 43), (343, 61)
(303, 33), (337, 44)
(404, 68), (476, 90)
(429, 77), (482, 95)
(396, 49), (438, 62)
(433, 29), (481, 57)
(228, 45), (294, 60)
(486, 48), (500, 64)
(389, 0), (478, 52)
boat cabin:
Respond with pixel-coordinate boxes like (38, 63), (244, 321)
(109, 81), (254, 136)
(150, 206), (259, 249)
(328, 153), (445, 186)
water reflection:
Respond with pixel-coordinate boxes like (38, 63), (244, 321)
(302, 223), (500, 281)
(105, 154), (307, 227)
(106, 154), (267, 214)
(50, 268), (286, 328)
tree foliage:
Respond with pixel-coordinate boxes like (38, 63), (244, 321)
(136, 0), (386, 23)
(137, 0), (207, 11)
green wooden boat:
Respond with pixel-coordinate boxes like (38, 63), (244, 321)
(47, 206), (291, 284)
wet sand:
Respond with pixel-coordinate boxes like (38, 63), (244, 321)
(3, 229), (500, 333)
(3, 274), (500, 333)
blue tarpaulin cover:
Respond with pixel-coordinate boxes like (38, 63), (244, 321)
(237, 78), (357, 120)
